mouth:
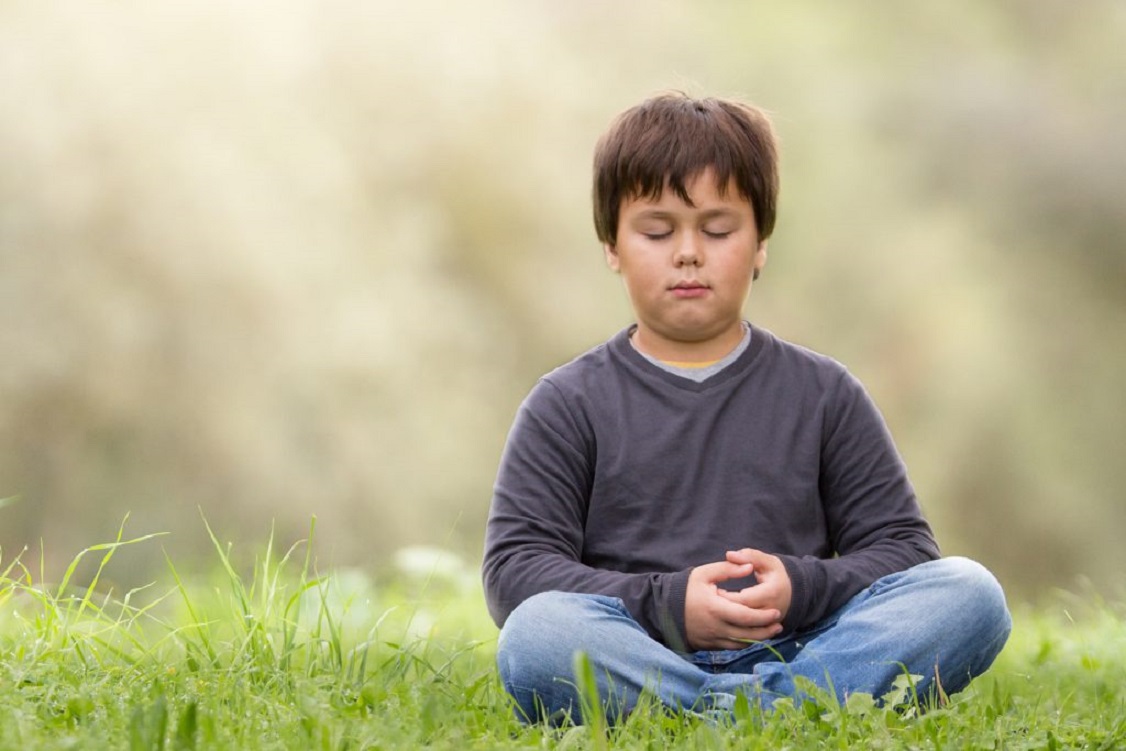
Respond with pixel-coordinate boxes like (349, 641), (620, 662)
(670, 281), (710, 298)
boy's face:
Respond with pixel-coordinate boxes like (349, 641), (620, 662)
(605, 168), (767, 362)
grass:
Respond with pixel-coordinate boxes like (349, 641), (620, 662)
(0, 522), (1123, 750)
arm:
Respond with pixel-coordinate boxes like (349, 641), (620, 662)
(482, 379), (692, 647)
(777, 369), (940, 631)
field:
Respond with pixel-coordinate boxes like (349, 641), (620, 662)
(1, 525), (1123, 750)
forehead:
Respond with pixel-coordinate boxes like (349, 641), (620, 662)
(622, 169), (751, 214)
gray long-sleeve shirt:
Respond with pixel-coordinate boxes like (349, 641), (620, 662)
(482, 324), (940, 650)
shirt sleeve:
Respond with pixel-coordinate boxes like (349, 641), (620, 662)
(481, 379), (692, 648)
(777, 369), (941, 632)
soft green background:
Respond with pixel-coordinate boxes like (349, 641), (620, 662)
(2, 1), (1123, 605)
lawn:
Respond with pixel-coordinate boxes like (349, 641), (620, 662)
(1, 523), (1123, 750)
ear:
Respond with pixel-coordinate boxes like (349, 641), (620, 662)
(753, 241), (768, 280)
(604, 242), (621, 272)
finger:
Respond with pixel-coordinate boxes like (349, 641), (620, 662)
(703, 622), (784, 651)
(725, 548), (756, 565)
(695, 560), (754, 585)
(710, 597), (781, 629)
(719, 623), (784, 649)
(717, 583), (780, 611)
(728, 548), (777, 570)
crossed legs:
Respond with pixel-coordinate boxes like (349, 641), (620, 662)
(495, 557), (1011, 724)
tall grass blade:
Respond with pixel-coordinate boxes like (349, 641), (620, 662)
(163, 551), (218, 666)
(572, 650), (608, 749)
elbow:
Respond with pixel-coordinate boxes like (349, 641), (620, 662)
(481, 555), (511, 629)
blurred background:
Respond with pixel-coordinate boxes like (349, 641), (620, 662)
(2, 0), (1123, 605)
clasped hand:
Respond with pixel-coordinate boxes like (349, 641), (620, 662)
(684, 548), (793, 651)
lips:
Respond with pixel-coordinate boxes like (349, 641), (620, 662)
(670, 281), (710, 298)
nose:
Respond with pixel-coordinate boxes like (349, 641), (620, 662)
(674, 233), (701, 267)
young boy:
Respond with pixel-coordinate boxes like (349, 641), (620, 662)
(482, 92), (1011, 724)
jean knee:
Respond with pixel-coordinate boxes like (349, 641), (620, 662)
(928, 557), (1012, 641)
(498, 591), (592, 649)
(497, 593), (588, 687)
(496, 592), (602, 723)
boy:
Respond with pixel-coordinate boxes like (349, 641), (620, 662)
(482, 92), (1010, 724)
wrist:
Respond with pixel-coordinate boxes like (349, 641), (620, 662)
(666, 568), (693, 652)
(775, 554), (806, 629)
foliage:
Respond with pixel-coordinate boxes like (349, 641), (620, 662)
(2, 1), (1125, 602)
(1, 528), (1124, 749)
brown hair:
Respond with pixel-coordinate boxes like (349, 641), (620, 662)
(592, 92), (779, 245)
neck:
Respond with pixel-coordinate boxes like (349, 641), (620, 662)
(631, 322), (746, 363)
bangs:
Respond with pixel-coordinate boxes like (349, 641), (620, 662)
(620, 118), (746, 207)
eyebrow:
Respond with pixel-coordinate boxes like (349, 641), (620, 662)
(629, 208), (742, 221)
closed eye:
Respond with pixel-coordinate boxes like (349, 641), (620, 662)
(643, 231), (673, 241)
(703, 230), (732, 239)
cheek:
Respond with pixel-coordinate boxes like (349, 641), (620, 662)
(720, 251), (754, 274)
(624, 270), (661, 301)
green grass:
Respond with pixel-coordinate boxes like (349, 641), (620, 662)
(1, 523), (1123, 750)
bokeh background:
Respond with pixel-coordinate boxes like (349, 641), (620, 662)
(2, 1), (1124, 605)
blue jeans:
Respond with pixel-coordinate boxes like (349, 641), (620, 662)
(496, 557), (1011, 724)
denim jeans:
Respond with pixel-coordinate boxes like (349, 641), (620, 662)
(496, 557), (1011, 724)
